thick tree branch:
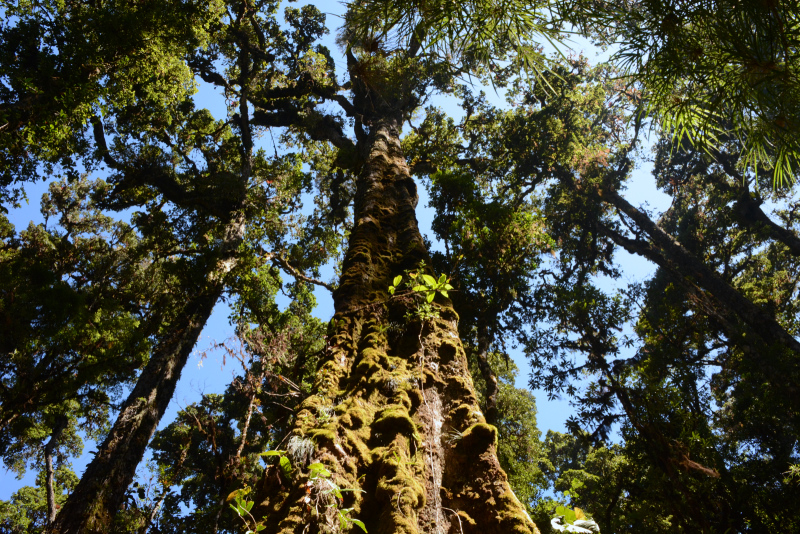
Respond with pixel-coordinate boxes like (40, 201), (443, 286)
(251, 104), (355, 153)
(713, 154), (800, 256)
(599, 189), (800, 354)
(91, 117), (121, 170)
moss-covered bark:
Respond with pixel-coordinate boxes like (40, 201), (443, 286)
(254, 112), (540, 534)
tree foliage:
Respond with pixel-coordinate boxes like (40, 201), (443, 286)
(2, 0), (800, 533)
(564, 0), (800, 185)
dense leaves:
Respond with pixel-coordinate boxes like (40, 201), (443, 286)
(564, 0), (800, 185)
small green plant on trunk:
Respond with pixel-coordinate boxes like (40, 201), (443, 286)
(304, 462), (367, 533)
(247, 451), (366, 533)
(229, 487), (264, 534)
(388, 264), (454, 324)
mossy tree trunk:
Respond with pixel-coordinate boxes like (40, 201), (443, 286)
(254, 83), (540, 532)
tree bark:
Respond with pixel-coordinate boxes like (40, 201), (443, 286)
(254, 112), (539, 533)
(52, 217), (244, 534)
(474, 322), (499, 426)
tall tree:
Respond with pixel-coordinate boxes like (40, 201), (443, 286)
(1, 0), (556, 531)
(236, 1), (566, 531)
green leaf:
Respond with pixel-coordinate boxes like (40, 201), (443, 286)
(439, 290), (449, 298)
(426, 291), (435, 303)
(279, 456), (293, 479)
(438, 273), (447, 284)
(393, 275), (403, 286)
(350, 518), (368, 532)
(412, 285), (427, 292)
(308, 462), (331, 479)
(388, 286), (395, 295)
(422, 274), (437, 286)
(259, 450), (286, 457)
(555, 505), (577, 524)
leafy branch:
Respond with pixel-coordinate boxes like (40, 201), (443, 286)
(388, 270), (453, 303)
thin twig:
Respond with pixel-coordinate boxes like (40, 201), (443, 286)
(442, 507), (464, 534)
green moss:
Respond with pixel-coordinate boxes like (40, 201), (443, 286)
(437, 339), (459, 362)
(354, 347), (384, 376)
(342, 428), (372, 465)
(495, 489), (540, 534)
(457, 510), (477, 527)
(423, 367), (447, 389)
(392, 389), (412, 411)
(446, 375), (476, 401)
(457, 423), (498, 454)
(372, 406), (417, 438)
(308, 427), (337, 444)
(406, 388), (423, 411)
(449, 403), (473, 428)
(299, 396), (324, 412)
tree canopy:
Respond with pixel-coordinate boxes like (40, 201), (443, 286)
(1, 0), (800, 533)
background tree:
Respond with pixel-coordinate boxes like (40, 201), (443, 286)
(526, 90), (800, 531)
(2, 1), (339, 530)
(564, 0), (800, 185)
(0, 464), (78, 533)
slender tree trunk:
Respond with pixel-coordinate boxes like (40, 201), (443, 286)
(474, 322), (499, 425)
(44, 415), (68, 529)
(254, 114), (539, 534)
(53, 216), (244, 534)
(143, 442), (188, 533)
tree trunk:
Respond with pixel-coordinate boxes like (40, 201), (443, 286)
(44, 415), (68, 529)
(254, 114), (539, 534)
(53, 216), (244, 534)
(474, 322), (499, 426)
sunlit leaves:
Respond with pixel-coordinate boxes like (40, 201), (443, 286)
(344, 0), (560, 80)
(564, 0), (800, 186)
